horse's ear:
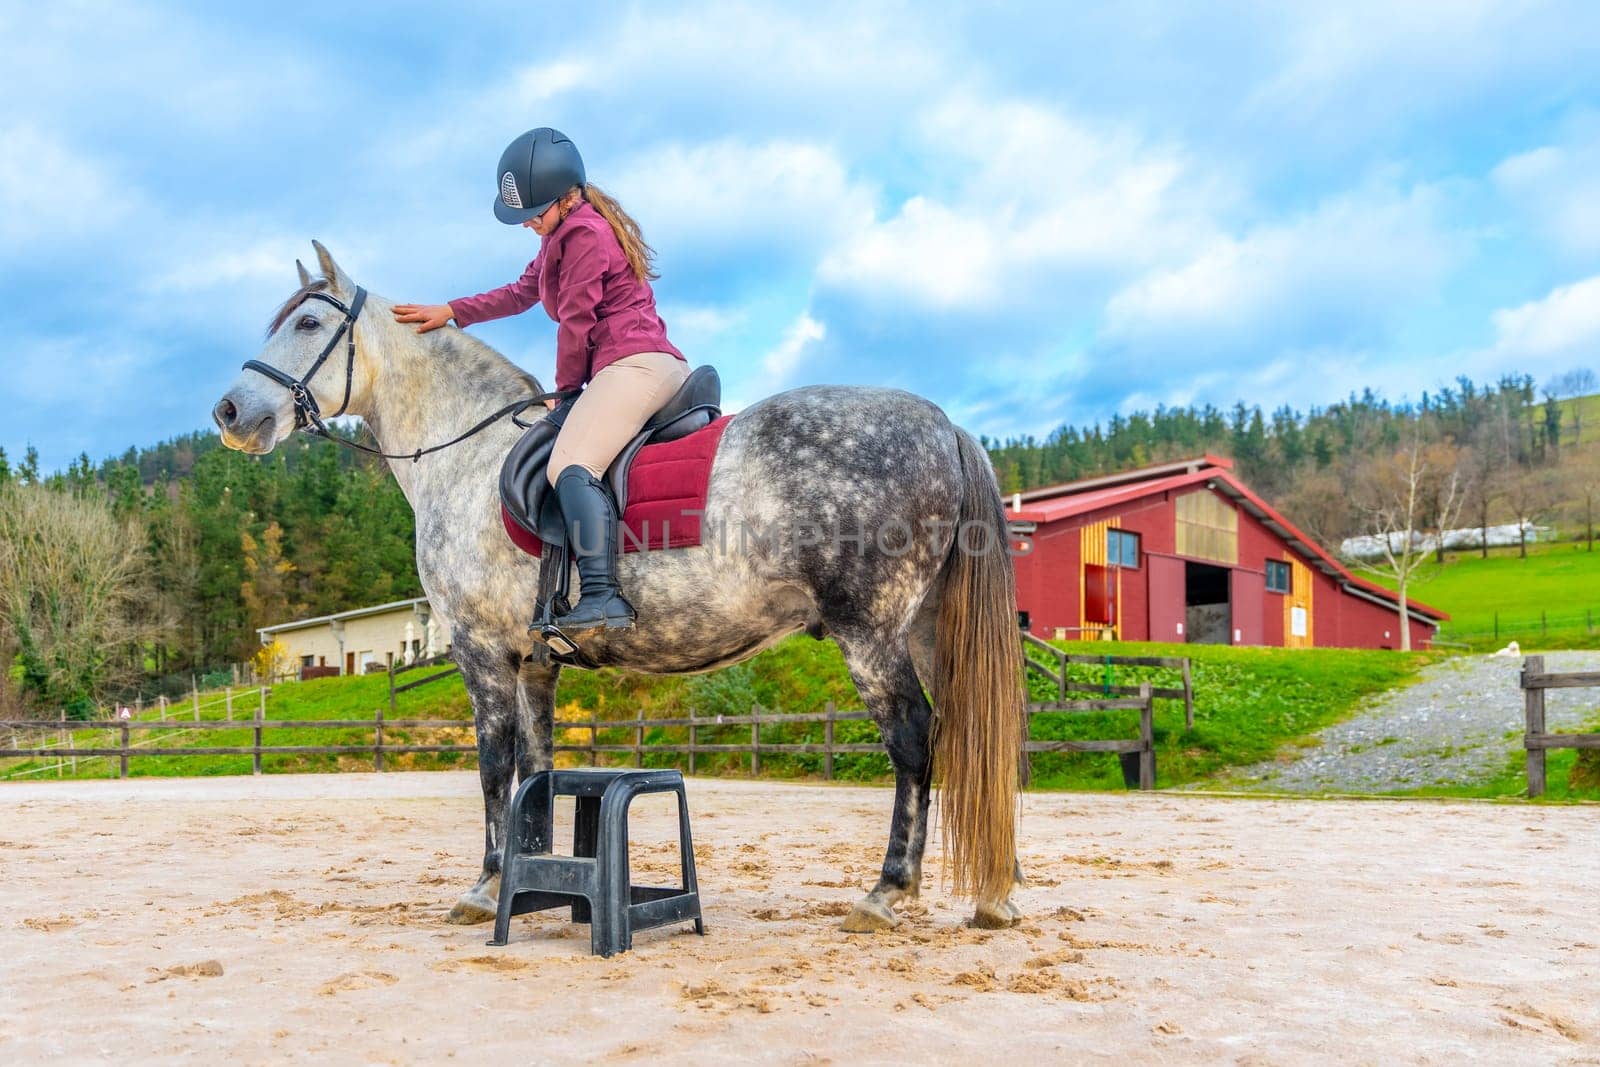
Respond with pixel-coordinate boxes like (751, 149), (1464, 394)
(296, 259), (312, 287)
(311, 240), (354, 295)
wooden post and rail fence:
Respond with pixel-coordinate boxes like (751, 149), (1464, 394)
(1, 642), (1186, 790)
(1519, 654), (1600, 798)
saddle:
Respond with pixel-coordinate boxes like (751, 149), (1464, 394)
(500, 365), (722, 668)
(499, 364), (723, 550)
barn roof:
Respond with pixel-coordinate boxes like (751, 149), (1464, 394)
(1006, 456), (1449, 624)
(256, 596), (431, 638)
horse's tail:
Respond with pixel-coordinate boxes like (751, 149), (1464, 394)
(932, 427), (1024, 909)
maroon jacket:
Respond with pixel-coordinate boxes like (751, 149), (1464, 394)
(449, 201), (684, 392)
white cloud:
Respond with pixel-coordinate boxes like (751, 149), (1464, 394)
(143, 238), (312, 296)
(610, 139), (875, 264)
(1102, 182), (1455, 353)
(818, 93), (1227, 311)
(722, 312), (826, 409)
(762, 313), (825, 380)
(657, 303), (742, 347)
(0, 124), (137, 245)
(1492, 123), (1600, 257)
(1486, 274), (1600, 361)
(1243, 1), (1600, 144)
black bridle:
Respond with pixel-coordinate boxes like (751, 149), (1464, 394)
(241, 286), (575, 463)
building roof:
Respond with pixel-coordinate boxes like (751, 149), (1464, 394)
(257, 597), (430, 638)
(1006, 456), (1449, 624)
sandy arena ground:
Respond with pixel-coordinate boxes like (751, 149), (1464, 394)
(1, 773), (1596, 1065)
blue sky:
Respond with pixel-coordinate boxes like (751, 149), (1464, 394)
(7, 1), (1600, 472)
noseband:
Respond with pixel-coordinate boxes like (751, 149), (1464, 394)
(242, 287), (368, 434)
(239, 284), (576, 463)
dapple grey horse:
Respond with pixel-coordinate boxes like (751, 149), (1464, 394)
(214, 243), (1026, 932)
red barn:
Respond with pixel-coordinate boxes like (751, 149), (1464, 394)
(1006, 455), (1446, 650)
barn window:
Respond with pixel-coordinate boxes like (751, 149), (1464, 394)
(301, 655), (314, 668)
(1107, 528), (1141, 568)
(1265, 559), (1292, 593)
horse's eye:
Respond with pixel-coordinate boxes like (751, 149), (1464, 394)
(297, 315), (320, 331)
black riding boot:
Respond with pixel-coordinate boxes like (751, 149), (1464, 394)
(551, 465), (636, 633)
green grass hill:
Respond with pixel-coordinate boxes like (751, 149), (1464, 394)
(1367, 541), (1600, 650)
(3, 635), (1431, 792)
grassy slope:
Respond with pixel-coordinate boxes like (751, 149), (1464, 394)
(1026, 641), (1430, 789)
(5, 635), (1431, 793)
(1366, 542), (1600, 647)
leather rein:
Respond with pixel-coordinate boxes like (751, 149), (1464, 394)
(241, 286), (574, 463)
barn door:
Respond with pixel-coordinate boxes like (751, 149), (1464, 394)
(1231, 569), (1264, 645)
(1084, 563), (1117, 633)
(1147, 555), (1186, 643)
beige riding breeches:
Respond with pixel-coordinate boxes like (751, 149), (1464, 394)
(547, 351), (691, 485)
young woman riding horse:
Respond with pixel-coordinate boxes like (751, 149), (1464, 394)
(393, 127), (689, 638)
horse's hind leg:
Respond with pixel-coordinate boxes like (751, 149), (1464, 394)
(832, 632), (934, 933)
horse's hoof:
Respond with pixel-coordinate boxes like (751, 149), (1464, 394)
(970, 898), (1023, 929)
(841, 898), (900, 933)
(446, 879), (498, 925)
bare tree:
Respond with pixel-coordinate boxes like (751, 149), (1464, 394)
(1566, 452), (1600, 552)
(1276, 466), (1357, 548)
(1355, 439), (1464, 651)
(1553, 368), (1598, 445)
(1459, 448), (1504, 559)
(1502, 469), (1558, 559)
(0, 484), (169, 711)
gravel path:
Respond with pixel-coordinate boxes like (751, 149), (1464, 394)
(1223, 651), (1600, 793)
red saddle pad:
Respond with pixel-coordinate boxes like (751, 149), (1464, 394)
(501, 414), (733, 558)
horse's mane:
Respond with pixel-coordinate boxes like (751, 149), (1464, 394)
(412, 317), (544, 397)
(268, 274), (544, 397)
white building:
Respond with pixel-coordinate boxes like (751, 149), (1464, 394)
(256, 597), (445, 679)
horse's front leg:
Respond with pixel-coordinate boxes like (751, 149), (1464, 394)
(445, 636), (522, 925)
(513, 652), (560, 781)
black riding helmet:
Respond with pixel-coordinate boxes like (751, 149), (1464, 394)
(493, 127), (586, 224)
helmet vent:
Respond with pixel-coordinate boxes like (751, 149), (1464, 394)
(500, 171), (523, 209)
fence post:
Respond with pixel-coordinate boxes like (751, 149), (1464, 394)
(254, 687), (265, 776)
(375, 705), (385, 773)
(225, 686), (233, 722)
(119, 722), (129, 779)
(688, 706), (697, 776)
(158, 694), (167, 721)
(192, 676), (200, 721)
(1138, 683), (1155, 790)
(750, 703), (760, 776)
(589, 713), (598, 768)
(824, 701), (836, 781)
(1524, 654), (1546, 798)
(1180, 659), (1195, 730)
(387, 652), (397, 717)
(635, 707), (645, 768)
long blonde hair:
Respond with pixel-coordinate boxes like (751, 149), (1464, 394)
(576, 183), (659, 281)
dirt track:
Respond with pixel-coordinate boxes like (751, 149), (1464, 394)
(1, 773), (1597, 1064)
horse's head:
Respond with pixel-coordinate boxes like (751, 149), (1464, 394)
(214, 241), (368, 454)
